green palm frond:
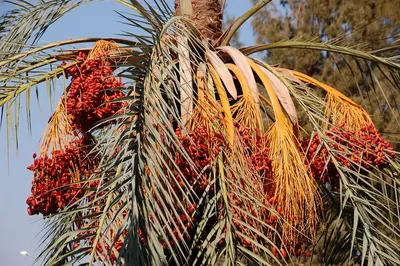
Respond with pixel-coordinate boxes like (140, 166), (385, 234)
(241, 41), (400, 70)
(0, 0), (97, 57)
(218, 0), (272, 46)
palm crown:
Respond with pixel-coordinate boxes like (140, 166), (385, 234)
(1, 0), (399, 265)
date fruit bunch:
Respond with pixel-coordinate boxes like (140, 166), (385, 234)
(154, 125), (226, 249)
(65, 51), (125, 132)
(302, 123), (395, 190)
(219, 125), (311, 258)
(26, 138), (99, 216)
(27, 50), (125, 216)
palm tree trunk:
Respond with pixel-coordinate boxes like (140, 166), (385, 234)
(174, 0), (223, 42)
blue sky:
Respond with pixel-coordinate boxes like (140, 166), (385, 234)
(0, 1), (256, 265)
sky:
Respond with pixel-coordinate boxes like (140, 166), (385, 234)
(0, 1), (256, 265)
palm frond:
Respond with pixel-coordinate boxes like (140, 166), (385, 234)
(0, 0), (97, 58)
(241, 41), (400, 70)
(218, 0), (272, 46)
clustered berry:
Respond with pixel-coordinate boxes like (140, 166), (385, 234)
(220, 124), (311, 258)
(301, 134), (341, 189)
(175, 126), (225, 194)
(237, 123), (273, 187)
(27, 50), (125, 216)
(327, 123), (395, 169)
(154, 126), (226, 249)
(26, 138), (99, 216)
(66, 51), (125, 132)
(169, 124), (310, 259)
(302, 123), (395, 190)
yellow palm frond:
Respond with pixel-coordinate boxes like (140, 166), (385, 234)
(209, 64), (234, 144)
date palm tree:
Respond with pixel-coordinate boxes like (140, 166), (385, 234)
(1, 0), (399, 265)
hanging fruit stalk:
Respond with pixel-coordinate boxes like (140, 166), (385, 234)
(249, 59), (321, 243)
(227, 63), (263, 131)
(283, 69), (372, 133)
(209, 64), (234, 144)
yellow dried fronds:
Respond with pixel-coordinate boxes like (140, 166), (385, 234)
(39, 96), (75, 156)
(88, 40), (120, 60)
(209, 64), (234, 144)
(249, 60), (321, 241)
(286, 69), (372, 134)
(226, 63), (263, 131)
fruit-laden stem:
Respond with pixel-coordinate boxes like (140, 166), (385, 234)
(174, 0), (223, 42)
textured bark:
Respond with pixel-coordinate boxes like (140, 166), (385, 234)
(174, 0), (223, 42)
